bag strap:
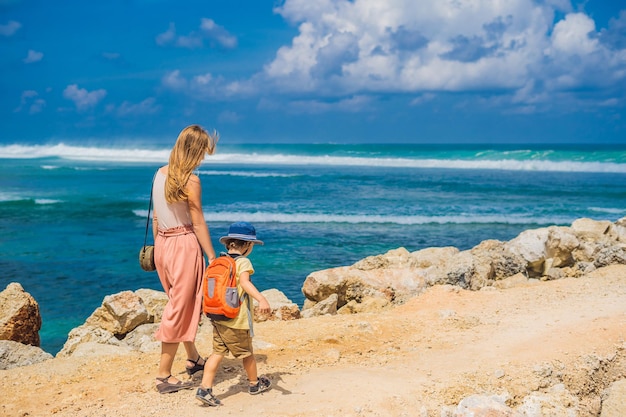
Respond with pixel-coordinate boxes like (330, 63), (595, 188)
(246, 295), (254, 338)
(226, 252), (255, 337)
(143, 172), (157, 249)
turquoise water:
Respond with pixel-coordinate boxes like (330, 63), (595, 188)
(1, 143), (625, 354)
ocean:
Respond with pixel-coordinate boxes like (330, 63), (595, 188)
(1, 142), (625, 355)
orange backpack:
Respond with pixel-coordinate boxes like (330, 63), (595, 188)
(202, 254), (241, 320)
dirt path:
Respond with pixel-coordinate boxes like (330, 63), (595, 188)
(2, 265), (625, 417)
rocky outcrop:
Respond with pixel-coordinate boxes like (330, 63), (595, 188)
(1, 216), (626, 416)
(0, 282), (42, 347)
(301, 293), (338, 318)
(446, 385), (581, 417)
(602, 379), (626, 417)
(58, 287), (299, 357)
(440, 349), (626, 417)
(58, 289), (158, 357)
(302, 247), (428, 313)
(0, 340), (52, 370)
(302, 217), (626, 317)
(254, 289), (301, 322)
(438, 239), (527, 290)
(134, 288), (168, 323)
(85, 290), (150, 335)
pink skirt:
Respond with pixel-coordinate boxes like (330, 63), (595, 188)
(154, 225), (205, 343)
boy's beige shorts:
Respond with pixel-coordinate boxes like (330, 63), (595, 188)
(212, 322), (253, 359)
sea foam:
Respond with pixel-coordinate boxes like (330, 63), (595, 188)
(133, 209), (571, 226)
(2, 143), (625, 173)
(197, 170), (299, 178)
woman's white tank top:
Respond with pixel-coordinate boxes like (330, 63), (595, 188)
(152, 170), (192, 229)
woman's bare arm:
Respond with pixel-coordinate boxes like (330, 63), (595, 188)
(187, 174), (216, 262)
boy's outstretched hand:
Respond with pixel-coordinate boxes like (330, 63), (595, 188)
(257, 297), (271, 314)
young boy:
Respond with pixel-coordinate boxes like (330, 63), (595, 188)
(196, 221), (272, 406)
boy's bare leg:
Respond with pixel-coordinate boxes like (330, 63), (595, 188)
(243, 354), (271, 394)
(201, 354), (224, 388)
(196, 353), (224, 406)
(242, 354), (258, 384)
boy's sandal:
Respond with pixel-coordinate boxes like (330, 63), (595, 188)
(156, 375), (193, 394)
(249, 375), (271, 395)
(196, 387), (222, 406)
(186, 356), (206, 376)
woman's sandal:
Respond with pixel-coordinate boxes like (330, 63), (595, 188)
(156, 375), (193, 394)
(186, 356), (206, 376)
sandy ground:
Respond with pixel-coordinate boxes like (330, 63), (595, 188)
(1, 265), (626, 417)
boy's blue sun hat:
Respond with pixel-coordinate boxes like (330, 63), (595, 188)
(219, 221), (264, 245)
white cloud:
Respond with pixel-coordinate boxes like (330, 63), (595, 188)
(250, 0), (626, 107)
(200, 18), (237, 49)
(23, 49), (43, 63)
(217, 110), (242, 123)
(194, 73), (213, 85)
(162, 70), (256, 99)
(157, 23), (204, 49)
(62, 84), (107, 111)
(543, 0), (572, 12)
(15, 90), (46, 114)
(0, 20), (21, 36)
(266, 0), (553, 95)
(540, 13), (626, 92)
(156, 23), (176, 46)
(157, 1), (624, 114)
(156, 18), (237, 49)
(29, 98), (45, 114)
(259, 94), (374, 114)
(599, 98), (619, 107)
(102, 52), (121, 60)
(288, 95), (373, 114)
(20, 90), (37, 100)
(161, 70), (188, 90)
(176, 33), (203, 49)
(110, 98), (160, 117)
(550, 13), (598, 55)
(410, 93), (436, 106)
(600, 11), (626, 50)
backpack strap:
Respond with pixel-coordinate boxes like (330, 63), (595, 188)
(246, 295), (254, 338)
(226, 252), (255, 337)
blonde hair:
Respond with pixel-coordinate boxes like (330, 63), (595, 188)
(165, 124), (219, 203)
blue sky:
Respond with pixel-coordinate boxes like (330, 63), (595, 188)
(1, 0), (626, 145)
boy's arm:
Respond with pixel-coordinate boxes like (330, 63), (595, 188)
(239, 271), (271, 313)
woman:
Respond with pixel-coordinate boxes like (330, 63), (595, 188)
(152, 124), (218, 394)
